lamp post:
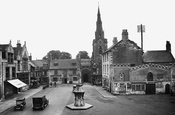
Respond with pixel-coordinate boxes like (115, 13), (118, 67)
(137, 24), (145, 50)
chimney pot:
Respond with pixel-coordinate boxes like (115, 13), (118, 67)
(166, 41), (171, 52)
(122, 29), (128, 42)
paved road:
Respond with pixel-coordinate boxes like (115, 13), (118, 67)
(1, 84), (175, 115)
(1, 84), (72, 115)
(64, 84), (175, 115)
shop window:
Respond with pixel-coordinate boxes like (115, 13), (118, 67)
(132, 85), (135, 91)
(127, 83), (131, 89)
(73, 77), (77, 81)
(132, 84), (145, 91)
(156, 82), (163, 88)
(141, 84), (145, 90)
(136, 85), (140, 91)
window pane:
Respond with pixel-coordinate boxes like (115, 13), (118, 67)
(136, 85), (140, 91)
(132, 85), (135, 91)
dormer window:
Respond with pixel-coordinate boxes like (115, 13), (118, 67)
(8, 53), (13, 64)
(22, 58), (28, 71)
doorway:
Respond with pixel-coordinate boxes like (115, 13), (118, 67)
(146, 84), (155, 94)
(83, 73), (89, 82)
(165, 84), (170, 94)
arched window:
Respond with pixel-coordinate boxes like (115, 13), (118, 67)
(99, 46), (102, 54)
(147, 72), (153, 81)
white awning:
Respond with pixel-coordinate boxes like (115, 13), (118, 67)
(7, 79), (27, 88)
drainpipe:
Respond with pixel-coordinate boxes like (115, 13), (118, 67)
(1, 62), (4, 100)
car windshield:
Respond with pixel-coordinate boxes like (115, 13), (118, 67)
(16, 100), (23, 105)
(33, 98), (42, 104)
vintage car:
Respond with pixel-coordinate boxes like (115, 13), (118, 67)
(32, 95), (49, 110)
(14, 97), (26, 111)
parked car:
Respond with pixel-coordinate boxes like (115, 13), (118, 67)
(14, 97), (26, 111)
(32, 95), (49, 110)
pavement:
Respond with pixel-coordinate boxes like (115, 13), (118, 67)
(0, 86), (43, 114)
(93, 85), (116, 98)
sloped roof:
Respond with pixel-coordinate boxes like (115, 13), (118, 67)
(50, 59), (79, 69)
(143, 50), (175, 63)
(0, 44), (9, 51)
(103, 39), (141, 54)
(32, 60), (48, 67)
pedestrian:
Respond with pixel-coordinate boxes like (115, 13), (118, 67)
(54, 82), (56, 87)
(50, 82), (52, 86)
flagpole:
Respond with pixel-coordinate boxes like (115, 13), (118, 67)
(141, 24), (143, 50)
(137, 24), (145, 51)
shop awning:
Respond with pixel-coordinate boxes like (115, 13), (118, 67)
(7, 79), (27, 88)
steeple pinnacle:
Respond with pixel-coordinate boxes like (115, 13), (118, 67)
(97, 3), (101, 22)
(95, 3), (104, 39)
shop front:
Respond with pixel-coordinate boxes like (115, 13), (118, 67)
(4, 79), (27, 98)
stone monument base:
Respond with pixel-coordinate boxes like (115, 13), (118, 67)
(66, 103), (93, 110)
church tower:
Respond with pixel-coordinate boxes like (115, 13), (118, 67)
(92, 6), (108, 77)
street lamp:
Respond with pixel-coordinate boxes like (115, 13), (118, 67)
(137, 24), (145, 50)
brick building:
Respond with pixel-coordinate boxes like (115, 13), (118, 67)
(102, 30), (175, 95)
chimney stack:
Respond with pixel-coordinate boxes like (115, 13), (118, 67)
(113, 37), (118, 45)
(122, 29), (128, 43)
(17, 40), (21, 48)
(166, 41), (171, 52)
(29, 53), (32, 61)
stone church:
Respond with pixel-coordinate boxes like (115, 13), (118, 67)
(91, 6), (108, 85)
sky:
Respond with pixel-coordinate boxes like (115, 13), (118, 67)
(0, 0), (175, 60)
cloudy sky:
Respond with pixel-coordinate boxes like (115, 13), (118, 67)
(0, 0), (175, 59)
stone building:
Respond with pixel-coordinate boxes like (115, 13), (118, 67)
(30, 59), (49, 86)
(48, 59), (81, 84)
(102, 29), (175, 95)
(91, 6), (108, 85)
(102, 29), (143, 93)
(0, 40), (28, 99)
(13, 41), (30, 86)
(80, 59), (92, 83)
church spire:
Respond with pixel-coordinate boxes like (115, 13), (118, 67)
(97, 4), (101, 22)
(95, 4), (104, 39)
(97, 4), (102, 24)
